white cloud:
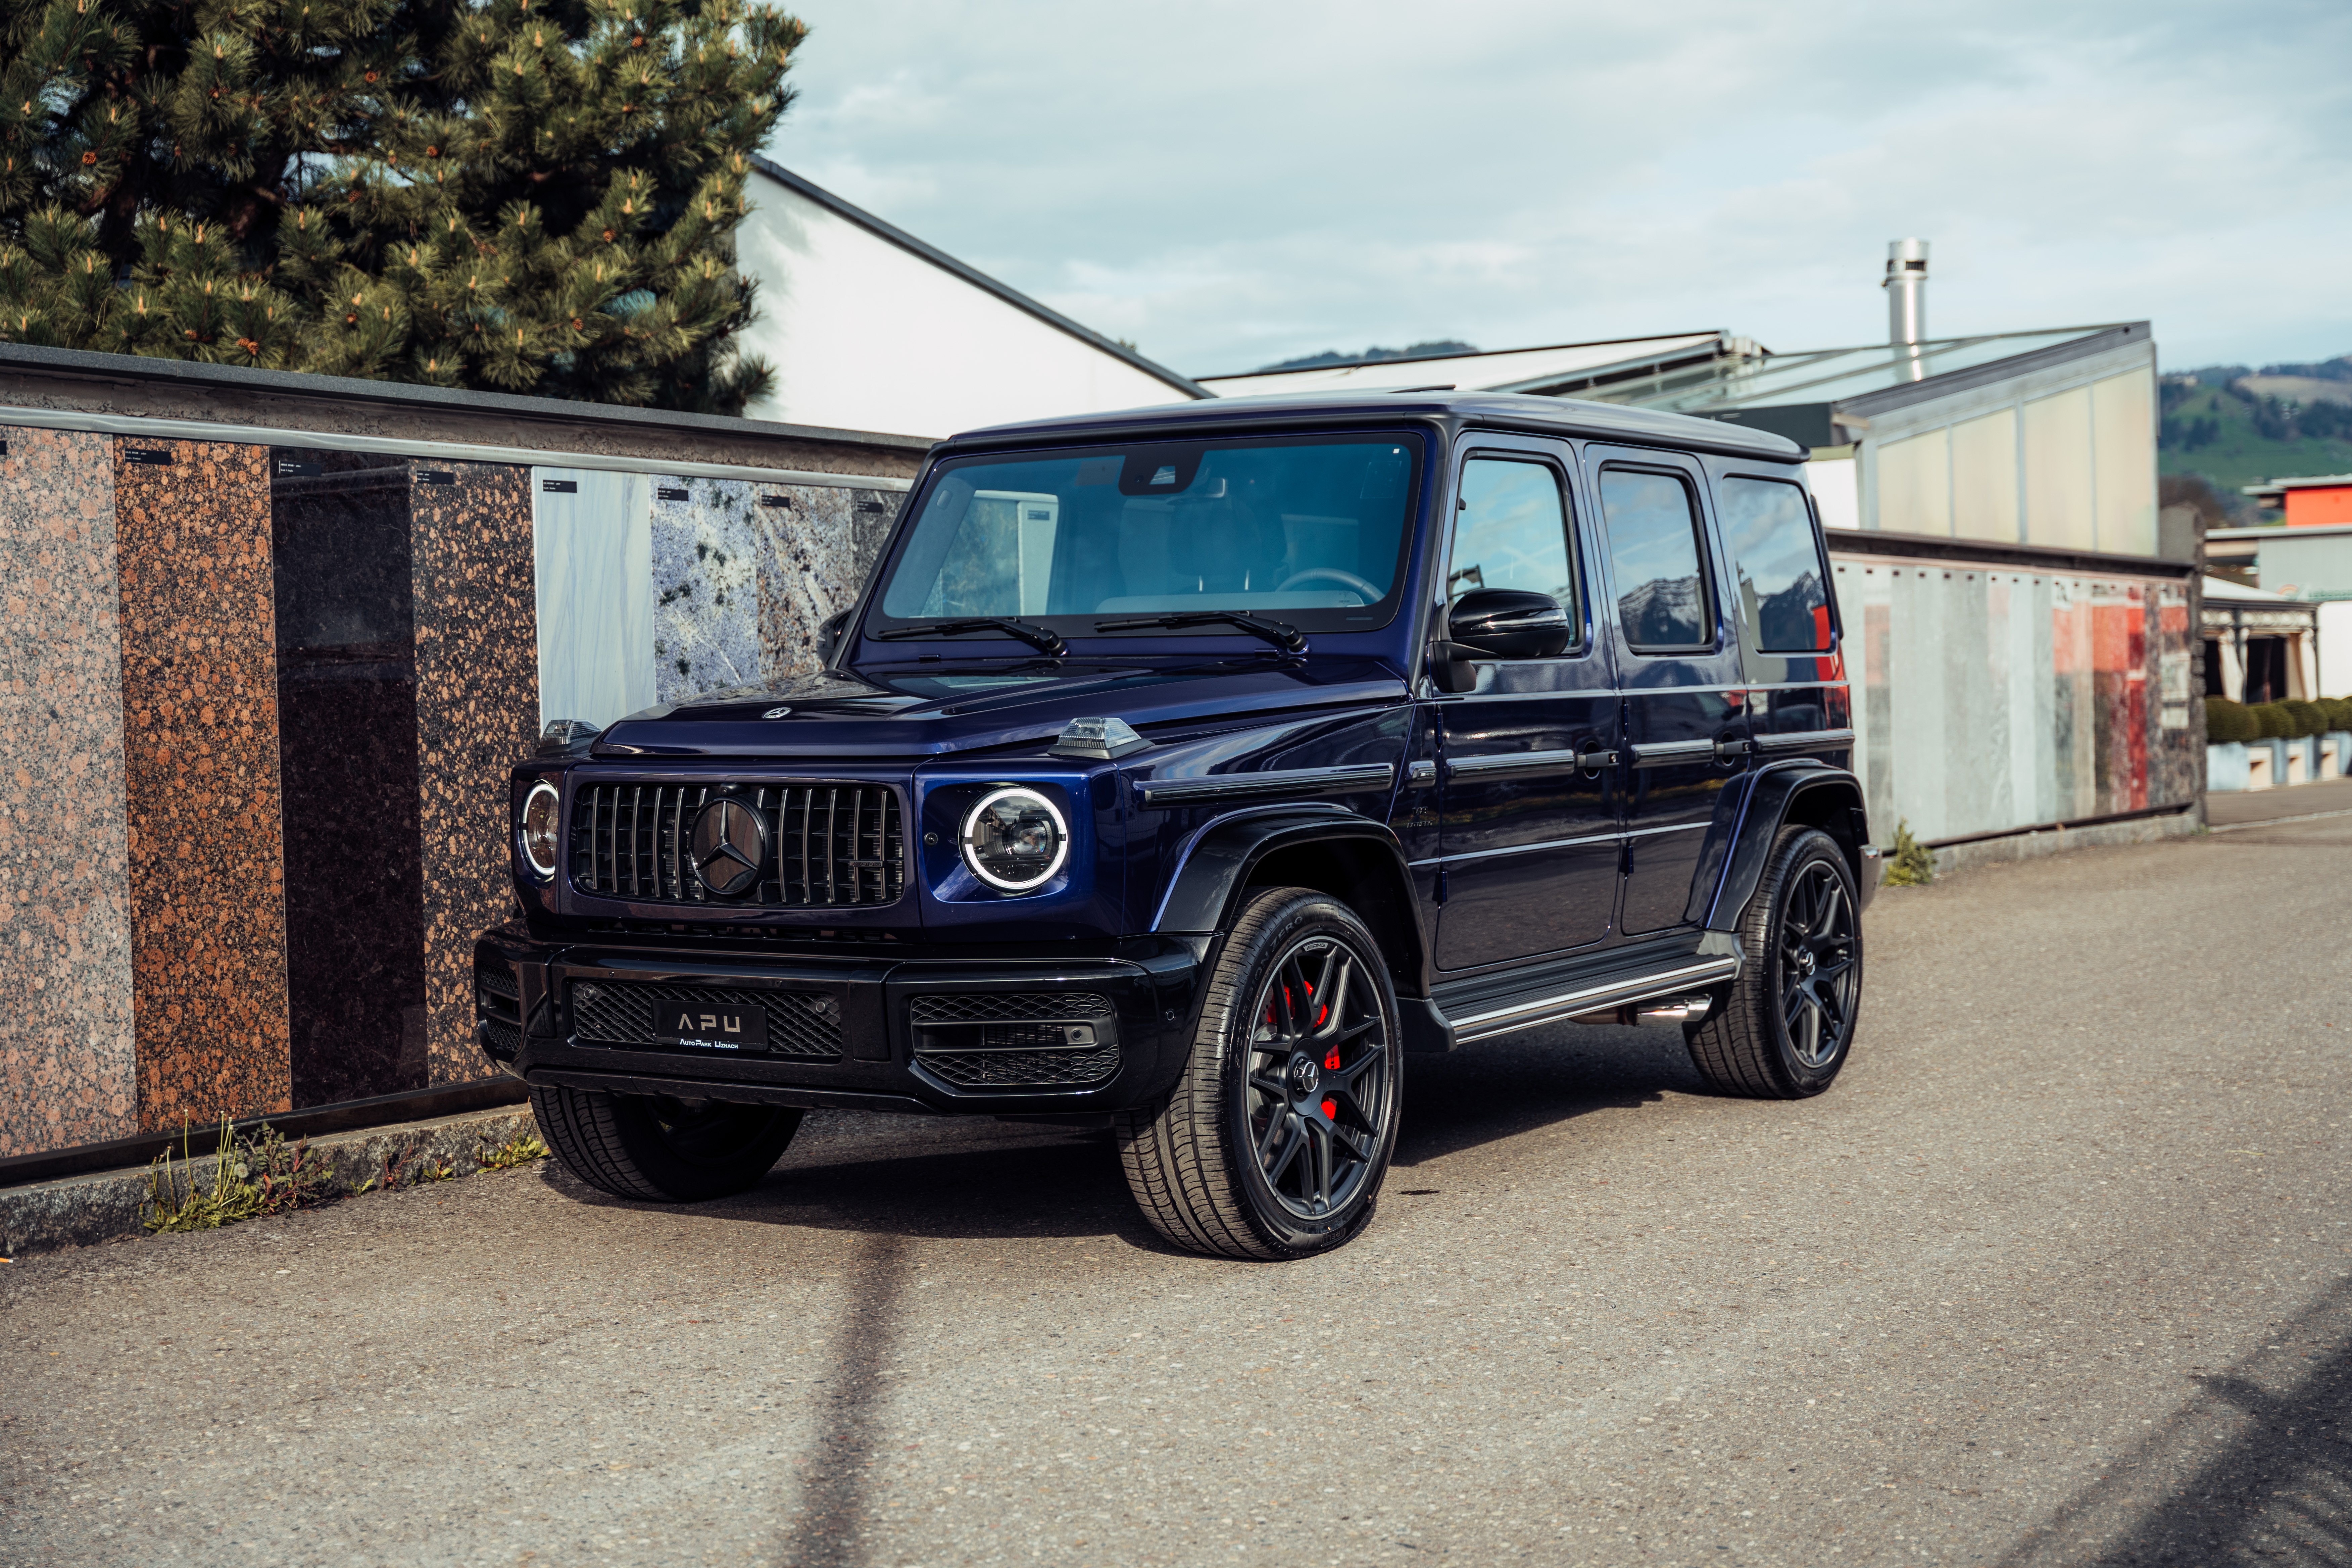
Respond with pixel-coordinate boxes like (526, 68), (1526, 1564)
(772, 0), (2352, 374)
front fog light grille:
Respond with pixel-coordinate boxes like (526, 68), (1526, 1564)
(476, 955), (523, 1058)
(910, 991), (1120, 1090)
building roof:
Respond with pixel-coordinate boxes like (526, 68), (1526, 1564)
(2210, 522), (2352, 542)
(2243, 474), (2352, 501)
(2201, 574), (2303, 604)
(1195, 333), (1738, 401)
(749, 159), (1209, 402)
(942, 387), (1805, 461)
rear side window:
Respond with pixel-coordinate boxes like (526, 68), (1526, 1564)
(1718, 477), (1832, 652)
(1599, 469), (1712, 651)
(1448, 459), (1578, 640)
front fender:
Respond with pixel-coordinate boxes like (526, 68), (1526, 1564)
(1703, 763), (1872, 932)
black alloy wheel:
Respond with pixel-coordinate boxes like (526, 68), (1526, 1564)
(1116, 887), (1403, 1260)
(1242, 932), (1393, 1221)
(1684, 826), (1864, 1098)
(1775, 857), (1859, 1070)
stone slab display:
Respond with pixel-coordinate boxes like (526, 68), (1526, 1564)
(533, 468), (653, 732)
(0, 427), (138, 1157)
(270, 452), (429, 1108)
(112, 437), (291, 1131)
(411, 462), (539, 1087)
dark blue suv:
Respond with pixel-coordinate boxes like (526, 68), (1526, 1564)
(476, 390), (1872, 1259)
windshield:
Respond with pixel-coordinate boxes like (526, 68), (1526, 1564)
(873, 434), (1424, 637)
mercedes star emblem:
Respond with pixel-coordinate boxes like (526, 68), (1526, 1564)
(689, 797), (768, 896)
(762, 706), (792, 719)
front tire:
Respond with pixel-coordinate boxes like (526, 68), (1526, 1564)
(1116, 887), (1403, 1260)
(1684, 826), (1863, 1098)
(530, 1084), (803, 1202)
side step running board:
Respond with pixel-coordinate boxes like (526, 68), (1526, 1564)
(1432, 954), (1740, 1046)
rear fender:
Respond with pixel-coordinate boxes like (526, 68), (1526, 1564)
(1704, 764), (1873, 932)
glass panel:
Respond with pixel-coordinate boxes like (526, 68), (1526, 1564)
(1600, 470), (1711, 651)
(877, 437), (1420, 631)
(2092, 368), (2157, 555)
(1876, 429), (1952, 537)
(1448, 459), (1575, 627)
(2022, 385), (2095, 550)
(1718, 477), (1831, 652)
(1950, 408), (2021, 543)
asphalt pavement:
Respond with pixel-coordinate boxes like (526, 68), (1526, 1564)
(6, 818), (2351, 1568)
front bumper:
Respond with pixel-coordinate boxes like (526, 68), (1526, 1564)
(472, 926), (1209, 1118)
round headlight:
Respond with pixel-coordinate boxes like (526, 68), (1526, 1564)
(521, 781), (562, 878)
(960, 787), (1069, 892)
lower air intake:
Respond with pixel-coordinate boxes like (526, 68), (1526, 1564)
(909, 991), (1120, 1090)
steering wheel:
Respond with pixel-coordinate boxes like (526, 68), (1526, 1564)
(1276, 567), (1382, 602)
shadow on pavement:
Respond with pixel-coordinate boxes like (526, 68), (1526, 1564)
(771, 1231), (910, 1568)
(532, 1022), (1698, 1246)
(1997, 1276), (2352, 1567)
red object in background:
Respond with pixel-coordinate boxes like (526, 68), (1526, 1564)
(2285, 484), (2352, 527)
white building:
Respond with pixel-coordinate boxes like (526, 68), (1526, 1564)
(732, 160), (1205, 438)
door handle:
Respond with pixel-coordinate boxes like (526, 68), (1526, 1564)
(1714, 736), (1753, 763)
(1576, 746), (1619, 773)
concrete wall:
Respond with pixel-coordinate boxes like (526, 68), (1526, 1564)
(734, 169), (1192, 438)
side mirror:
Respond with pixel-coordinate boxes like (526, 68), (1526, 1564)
(814, 607), (853, 667)
(1447, 588), (1572, 660)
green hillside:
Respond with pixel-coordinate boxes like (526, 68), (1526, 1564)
(2161, 370), (2352, 499)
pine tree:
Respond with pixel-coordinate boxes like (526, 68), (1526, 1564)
(0, 0), (804, 412)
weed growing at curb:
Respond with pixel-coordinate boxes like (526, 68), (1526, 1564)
(1884, 818), (1936, 886)
(146, 1120), (262, 1233)
(478, 1131), (550, 1170)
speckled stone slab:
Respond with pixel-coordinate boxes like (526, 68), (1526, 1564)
(652, 479), (765, 700)
(0, 428), (138, 1157)
(750, 483), (897, 683)
(411, 462), (538, 1087)
(113, 438), (291, 1131)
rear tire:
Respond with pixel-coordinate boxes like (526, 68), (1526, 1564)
(1684, 826), (1862, 1099)
(1116, 887), (1402, 1260)
(530, 1085), (802, 1201)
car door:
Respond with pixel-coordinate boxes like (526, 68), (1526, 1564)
(1587, 447), (1753, 937)
(1433, 439), (1622, 971)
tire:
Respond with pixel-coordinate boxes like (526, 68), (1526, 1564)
(1115, 887), (1403, 1260)
(1684, 826), (1863, 1099)
(529, 1084), (803, 1202)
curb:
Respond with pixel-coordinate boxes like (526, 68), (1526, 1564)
(1927, 806), (2204, 879)
(0, 1106), (540, 1259)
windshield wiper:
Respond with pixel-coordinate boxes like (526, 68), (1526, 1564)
(872, 617), (1067, 657)
(1092, 611), (1307, 653)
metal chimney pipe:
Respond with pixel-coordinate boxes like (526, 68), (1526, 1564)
(1885, 239), (1928, 379)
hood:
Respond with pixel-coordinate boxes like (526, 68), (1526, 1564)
(589, 656), (1411, 760)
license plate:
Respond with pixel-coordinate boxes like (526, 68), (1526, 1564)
(655, 999), (768, 1052)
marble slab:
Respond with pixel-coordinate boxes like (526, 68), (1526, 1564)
(533, 468), (653, 731)
(652, 479), (765, 700)
(750, 484), (896, 683)
(412, 462), (539, 1086)
(113, 438), (291, 1131)
(0, 428), (138, 1157)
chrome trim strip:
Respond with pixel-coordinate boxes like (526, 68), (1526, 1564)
(1753, 727), (1858, 751)
(1406, 819), (1710, 869)
(1444, 747), (1585, 781)
(1444, 956), (1741, 1044)
(1136, 763), (1396, 807)
(1439, 679), (1847, 704)
(1629, 739), (1717, 768)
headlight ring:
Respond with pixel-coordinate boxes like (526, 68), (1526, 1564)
(520, 780), (562, 879)
(960, 786), (1069, 893)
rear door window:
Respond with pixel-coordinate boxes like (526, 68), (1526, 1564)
(1599, 469), (1712, 652)
(1718, 477), (1833, 652)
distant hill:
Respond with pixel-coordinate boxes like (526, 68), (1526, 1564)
(2161, 352), (2352, 501)
(1256, 340), (1479, 373)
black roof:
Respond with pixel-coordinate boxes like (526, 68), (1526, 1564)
(944, 388), (1807, 461)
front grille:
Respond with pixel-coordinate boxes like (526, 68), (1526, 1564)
(480, 1016), (521, 1057)
(919, 1044), (1122, 1089)
(570, 782), (903, 908)
(909, 992), (1113, 1025)
(570, 980), (843, 1059)
(910, 991), (1120, 1090)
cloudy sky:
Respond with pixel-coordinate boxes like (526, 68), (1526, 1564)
(768, 1), (2351, 379)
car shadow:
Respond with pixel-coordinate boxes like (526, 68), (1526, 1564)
(1993, 1275), (2352, 1567)
(536, 1021), (1699, 1247)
